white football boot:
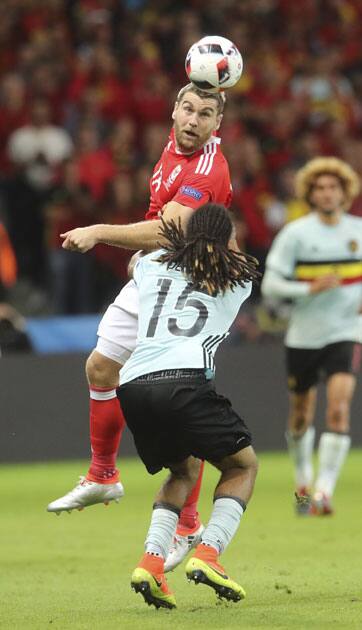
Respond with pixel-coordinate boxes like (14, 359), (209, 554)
(47, 476), (124, 514)
(164, 523), (205, 572)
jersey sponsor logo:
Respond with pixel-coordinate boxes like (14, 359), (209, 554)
(179, 185), (203, 200)
(163, 164), (182, 191)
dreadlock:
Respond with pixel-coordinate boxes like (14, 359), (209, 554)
(157, 203), (260, 295)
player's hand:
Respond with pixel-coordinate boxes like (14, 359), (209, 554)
(309, 274), (340, 294)
(60, 226), (98, 252)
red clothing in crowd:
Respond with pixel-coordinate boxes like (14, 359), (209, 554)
(76, 147), (118, 201)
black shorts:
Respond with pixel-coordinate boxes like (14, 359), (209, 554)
(286, 341), (361, 393)
(117, 369), (252, 475)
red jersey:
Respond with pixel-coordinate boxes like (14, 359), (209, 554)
(145, 129), (232, 220)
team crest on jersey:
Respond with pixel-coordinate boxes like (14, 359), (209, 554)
(348, 239), (359, 253)
(164, 164), (182, 191)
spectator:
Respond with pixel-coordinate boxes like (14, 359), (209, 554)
(45, 159), (97, 314)
(8, 98), (72, 190)
(0, 303), (33, 355)
(5, 98), (72, 290)
(94, 172), (144, 308)
(0, 73), (29, 174)
(0, 219), (17, 301)
(0, 0), (361, 315)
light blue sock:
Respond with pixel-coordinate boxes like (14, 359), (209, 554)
(201, 496), (245, 554)
(145, 502), (180, 559)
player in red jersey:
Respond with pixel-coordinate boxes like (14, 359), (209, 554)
(47, 83), (232, 571)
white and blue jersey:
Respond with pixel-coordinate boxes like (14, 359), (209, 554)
(263, 213), (362, 348)
(119, 250), (252, 385)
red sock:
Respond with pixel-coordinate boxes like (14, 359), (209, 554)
(87, 386), (126, 483)
(178, 461), (204, 531)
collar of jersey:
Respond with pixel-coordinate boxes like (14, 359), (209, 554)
(170, 131), (221, 156)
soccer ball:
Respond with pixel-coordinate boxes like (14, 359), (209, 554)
(185, 35), (243, 93)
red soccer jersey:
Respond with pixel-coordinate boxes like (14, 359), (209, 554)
(145, 129), (232, 220)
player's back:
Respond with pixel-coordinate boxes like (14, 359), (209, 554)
(119, 250), (251, 384)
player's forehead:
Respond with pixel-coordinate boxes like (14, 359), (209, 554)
(179, 91), (218, 113)
(314, 173), (343, 188)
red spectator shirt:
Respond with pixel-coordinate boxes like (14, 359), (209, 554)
(145, 130), (232, 220)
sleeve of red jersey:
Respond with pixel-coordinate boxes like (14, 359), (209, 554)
(172, 160), (232, 209)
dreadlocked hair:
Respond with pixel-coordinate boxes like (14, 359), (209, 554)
(157, 203), (260, 295)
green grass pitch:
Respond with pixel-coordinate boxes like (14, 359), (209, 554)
(1, 451), (361, 629)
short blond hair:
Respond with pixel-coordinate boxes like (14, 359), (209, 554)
(295, 157), (360, 210)
(176, 83), (225, 114)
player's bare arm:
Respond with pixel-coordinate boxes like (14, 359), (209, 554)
(60, 201), (194, 253)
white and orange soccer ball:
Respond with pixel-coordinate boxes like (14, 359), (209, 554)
(185, 35), (243, 94)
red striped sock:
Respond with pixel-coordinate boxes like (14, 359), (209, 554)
(87, 386), (125, 483)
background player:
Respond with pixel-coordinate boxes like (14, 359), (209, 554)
(117, 203), (259, 609)
(47, 83), (233, 569)
(261, 157), (361, 515)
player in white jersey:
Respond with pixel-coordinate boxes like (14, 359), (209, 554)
(261, 157), (362, 515)
(117, 203), (259, 609)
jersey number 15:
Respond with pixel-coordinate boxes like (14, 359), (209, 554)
(146, 278), (209, 338)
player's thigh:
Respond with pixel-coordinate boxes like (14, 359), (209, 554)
(288, 387), (317, 432)
(86, 350), (123, 388)
(324, 341), (361, 383)
(326, 372), (356, 430)
(182, 382), (253, 463)
(210, 445), (258, 473)
(96, 279), (139, 365)
(324, 341), (359, 428)
(169, 456), (201, 483)
(326, 373), (356, 402)
(285, 346), (320, 393)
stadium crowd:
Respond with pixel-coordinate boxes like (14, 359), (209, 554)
(0, 0), (361, 316)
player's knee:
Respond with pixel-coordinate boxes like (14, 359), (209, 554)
(217, 446), (258, 478)
(290, 412), (309, 435)
(248, 453), (259, 480)
(326, 402), (349, 431)
(185, 458), (202, 486)
(86, 351), (120, 388)
(170, 457), (200, 486)
(185, 465), (201, 488)
(239, 451), (258, 483)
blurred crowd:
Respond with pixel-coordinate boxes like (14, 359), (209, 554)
(0, 0), (362, 319)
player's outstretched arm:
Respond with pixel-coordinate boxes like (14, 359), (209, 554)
(61, 221), (162, 253)
(60, 202), (194, 253)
